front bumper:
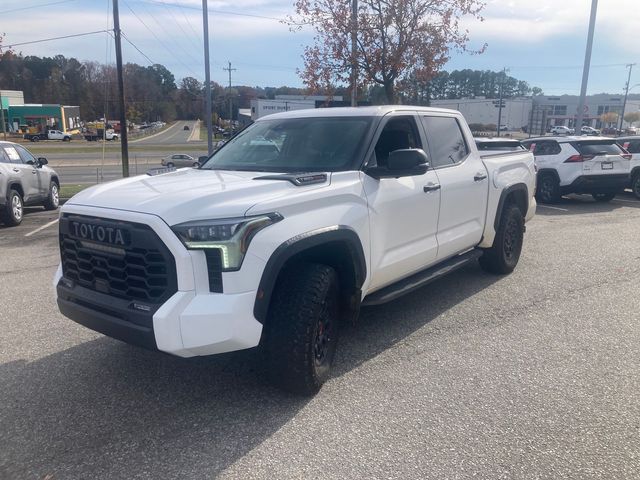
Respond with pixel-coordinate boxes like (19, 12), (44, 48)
(562, 174), (629, 194)
(53, 205), (264, 358)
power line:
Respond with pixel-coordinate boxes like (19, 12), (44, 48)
(135, 0), (288, 23)
(0, 0), (77, 14)
(121, 1), (201, 78)
(121, 31), (155, 65)
(155, 0), (202, 53)
(0, 30), (110, 50)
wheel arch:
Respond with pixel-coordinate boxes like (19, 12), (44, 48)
(494, 183), (528, 230)
(254, 226), (367, 324)
(51, 175), (60, 187)
(631, 166), (640, 179)
(537, 168), (561, 184)
(8, 181), (24, 198)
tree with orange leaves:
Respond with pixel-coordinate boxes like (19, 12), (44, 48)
(291, 0), (486, 104)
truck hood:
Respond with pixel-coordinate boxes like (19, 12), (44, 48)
(66, 168), (328, 226)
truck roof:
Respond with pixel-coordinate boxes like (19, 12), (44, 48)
(256, 105), (460, 121)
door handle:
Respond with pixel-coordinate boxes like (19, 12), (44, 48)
(13, 168), (20, 173)
(32, 170), (37, 174)
(423, 183), (441, 193)
(474, 172), (488, 181)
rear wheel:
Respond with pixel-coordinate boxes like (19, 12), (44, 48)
(166, 162), (174, 168)
(1, 189), (24, 226)
(536, 173), (561, 204)
(63, 136), (71, 142)
(44, 181), (59, 210)
(192, 162), (200, 168)
(592, 192), (615, 202)
(32, 136), (40, 142)
(479, 203), (524, 275)
(263, 263), (339, 395)
(631, 173), (640, 200)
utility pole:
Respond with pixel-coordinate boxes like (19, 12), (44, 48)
(112, 0), (129, 177)
(575, 0), (598, 134)
(497, 67), (507, 137)
(202, 0), (213, 155)
(619, 63), (635, 134)
(0, 91), (6, 140)
(350, 0), (358, 107)
(223, 61), (236, 130)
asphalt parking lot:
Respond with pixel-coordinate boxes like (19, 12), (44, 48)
(1, 194), (639, 479)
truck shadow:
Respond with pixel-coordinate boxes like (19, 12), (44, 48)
(0, 263), (500, 479)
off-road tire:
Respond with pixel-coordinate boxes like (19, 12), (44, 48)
(536, 173), (561, 204)
(1, 189), (24, 226)
(43, 181), (60, 210)
(479, 203), (524, 275)
(263, 263), (340, 396)
(592, 192), (616, 202)
(630, 173), (640, 200)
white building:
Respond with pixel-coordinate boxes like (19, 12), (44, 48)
(430, 97), (532, 130)
(251, 95), (343, 120)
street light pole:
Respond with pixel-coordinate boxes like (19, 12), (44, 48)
(202, 0), (213, 155)
(575, 0), (598, 134)
(113, 0), (129, 177)
(619, 63), (636, 133)
(350, 0), (358, 107)
(497, 67), (507, 137)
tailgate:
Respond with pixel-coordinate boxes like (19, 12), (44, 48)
(573, 140), (631, 176)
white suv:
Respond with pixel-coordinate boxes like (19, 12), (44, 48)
(550, 125), (575, 135)
(522, 136), (631, 203)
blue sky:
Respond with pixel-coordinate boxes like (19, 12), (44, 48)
(2, 0), (639, 95)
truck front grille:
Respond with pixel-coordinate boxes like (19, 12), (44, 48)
(59, 214), (178, 305)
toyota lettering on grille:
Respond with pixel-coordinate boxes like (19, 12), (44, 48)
(70, 221), (129, 246)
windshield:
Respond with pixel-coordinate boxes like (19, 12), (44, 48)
(201, 116), (373, 172)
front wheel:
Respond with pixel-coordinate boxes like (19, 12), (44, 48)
(63, 136), (71, 142)
(263, 263), (340, 395)
(631, 173), (640, 200)
(44, 182), (60, 210)
(479, 204), (524, 275)
(166, 162), (174, 168)
(592, 192), (616, 202)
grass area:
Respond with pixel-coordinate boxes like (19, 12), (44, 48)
(60, 184), (90, 198)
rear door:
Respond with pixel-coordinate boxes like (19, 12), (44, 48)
(419, 114), (488, 260)
(572, 140), (630, 177)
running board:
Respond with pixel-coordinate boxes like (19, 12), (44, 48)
(362, 249), (482, 306)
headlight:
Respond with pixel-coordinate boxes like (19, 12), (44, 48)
(171, 213), (283, 271)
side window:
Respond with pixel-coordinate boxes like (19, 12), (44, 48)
(373, 116), (421, 168)
(15, 145), (37, 165)
(533, 141), (561, 156)
(3, 146), (23, 164)
(420, 116), (469, 168)
(0, 149), (9, 163)
(629, 141), (640, 154)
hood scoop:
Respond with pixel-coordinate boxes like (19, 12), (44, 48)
(253, 172), (328, 186)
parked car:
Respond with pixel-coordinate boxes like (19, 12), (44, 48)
(498, 124), (510, 132)
(54, 106), (536, 395)
(625, 126), (638, 135)
(160, 154), (200, 168)
(521, 136), (631, 203)
(475, 138), (525, 155)
(601, 127), (623, 136)
(0, 141), (59, 226)
(23, 129), (72, 142)
(549, 125), (575, 135)
(580, 126), (601, 136)
(616, 136), (640, 199)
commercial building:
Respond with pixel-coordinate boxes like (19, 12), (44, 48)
(0, 89), (81, 134)
(251, 95), (344, 120)
(430, 97), (532, 130)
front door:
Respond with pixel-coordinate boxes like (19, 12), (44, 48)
(14, 145), (44, 201)
(362, 113), (441, 292)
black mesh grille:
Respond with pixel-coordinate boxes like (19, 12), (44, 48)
(59, 214), (178, 304)
(204, 249), (223, 293)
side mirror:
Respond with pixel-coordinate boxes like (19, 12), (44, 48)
(37, 157), (48, 166)
(367, 149), (429, 179)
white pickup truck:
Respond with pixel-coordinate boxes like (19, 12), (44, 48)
(54, 106), (536, 394)
(24, 130), (72, 142)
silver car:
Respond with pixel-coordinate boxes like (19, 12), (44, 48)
(0, 141), (60, 226)
(161, 153), (200, 168)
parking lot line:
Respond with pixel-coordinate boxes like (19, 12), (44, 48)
(612, 198), (638, 203)
(24, 219), (59, 237)
(537, 204), (569, 212)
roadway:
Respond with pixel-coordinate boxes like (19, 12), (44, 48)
(131, 120), (201, 145)
(1, 194), (639, 479)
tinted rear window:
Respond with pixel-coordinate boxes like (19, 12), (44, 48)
(573, 140), (624, 156)
(476, 141), (524, 152)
